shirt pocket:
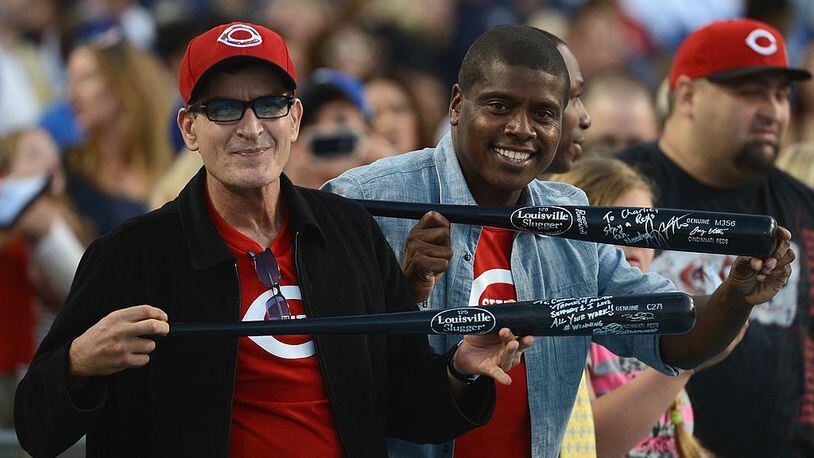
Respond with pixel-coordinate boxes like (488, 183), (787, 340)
(549, 282), (591, 385)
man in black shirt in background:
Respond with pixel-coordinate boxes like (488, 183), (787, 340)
(619, 18), (814, 457)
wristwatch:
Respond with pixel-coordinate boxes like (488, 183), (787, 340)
(446, 340), (480, 384)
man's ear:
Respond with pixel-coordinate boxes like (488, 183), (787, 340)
(177, 108), (200, 151)
(673, 75), (696, 120)
(449, 84), (463, 126)
(289, 98), (303, 143)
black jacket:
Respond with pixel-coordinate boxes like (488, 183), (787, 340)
(15, 170), (494, 457)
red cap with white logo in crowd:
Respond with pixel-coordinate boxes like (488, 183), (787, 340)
(669, 18), (811, 89)
(178, 22), (297, 104)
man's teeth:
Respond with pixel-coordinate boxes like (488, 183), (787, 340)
(495, 148), (531, 163)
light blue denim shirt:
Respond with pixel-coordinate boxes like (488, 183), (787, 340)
(322, 133), (677, 458)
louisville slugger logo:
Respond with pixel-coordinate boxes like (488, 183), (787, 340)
(510, 206), (573, 236)
(431, 308), (496, 335)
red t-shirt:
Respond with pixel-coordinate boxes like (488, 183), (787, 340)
(207, 197), (343, 458)
(454, 227), (531, 457)
(0, 237), (36, 374)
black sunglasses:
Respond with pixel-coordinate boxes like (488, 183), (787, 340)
(248, 248), (291, 320)
(190, 95), (294, 122)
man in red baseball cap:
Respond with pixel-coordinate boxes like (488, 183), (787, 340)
(619, 18), (814, 457)
(14, 22), (533, 457)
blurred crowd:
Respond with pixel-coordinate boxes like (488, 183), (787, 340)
(2, 0), (814, 442)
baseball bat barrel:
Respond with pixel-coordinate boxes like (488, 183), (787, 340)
(167, 292), (695, 338)
(356, 199), (777, 257)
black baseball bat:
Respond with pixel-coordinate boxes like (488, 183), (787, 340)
(356, 199), (777, 257)
(167, 292), (695, 338)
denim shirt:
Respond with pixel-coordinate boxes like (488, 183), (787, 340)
(323, 133), (677, 458)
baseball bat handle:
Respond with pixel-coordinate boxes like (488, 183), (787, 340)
(356, 200), (777, 257)
(167, 292), (695, 338)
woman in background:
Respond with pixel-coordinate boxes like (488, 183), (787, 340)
(65, 37), (173, 235)
(364, 73), (428, 152)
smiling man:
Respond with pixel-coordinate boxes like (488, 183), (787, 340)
(12, 22), (534, 458)
(324, 25), (794, 457)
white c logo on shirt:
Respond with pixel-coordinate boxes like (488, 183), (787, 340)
(242, 285), (315, 359)
(468, 268), (515, 306)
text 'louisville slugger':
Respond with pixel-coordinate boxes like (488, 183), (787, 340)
(356, 199), (777, 257)
(167, 292), (695, 338)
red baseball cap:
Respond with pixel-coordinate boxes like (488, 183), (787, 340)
(178, 22), (297, 104)
(669, 18), (811, 89)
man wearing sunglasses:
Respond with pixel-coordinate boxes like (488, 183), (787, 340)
(14, 23), (530, 458)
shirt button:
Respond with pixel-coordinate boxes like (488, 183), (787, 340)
(464, 253), (472, 262)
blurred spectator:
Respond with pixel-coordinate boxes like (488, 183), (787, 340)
(287, 68), (396, 188)
(360, 0), (456, 80)
(365, 73), (427, 152)
(64, 38), (174, 235)
(155, 17), (212, 153)
(583, 72), (659, 154)
(0, 127), (85, 428)
(620, 0), (741, 50)
(777, 142), (814, 188)
(316, 23), (383, 80)
(0, 0), (66, 104)
(794, 41), (814, 142)
(75, 0), (158, 49)
(0, 5), (46, 136)
(0, 46), (41, 137)
(262, 0), (334, 79)
(401, 69), (451, 146)
(565, 1), (651, 81)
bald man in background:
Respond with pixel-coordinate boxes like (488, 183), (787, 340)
(583, 73), (659, 155)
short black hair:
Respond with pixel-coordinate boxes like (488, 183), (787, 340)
(188, 57), (295, 105)
(458, 25), (570, 107)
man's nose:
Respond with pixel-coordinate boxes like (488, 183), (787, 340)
(236, 106), (265, 139)
(504, 111), (536, 140)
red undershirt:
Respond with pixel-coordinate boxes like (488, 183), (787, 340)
(206, 194), (343, 458)
(454, 227), (531, 457)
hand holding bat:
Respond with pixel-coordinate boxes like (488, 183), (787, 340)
(456, 329), (535, 385)
(402, 211), (452, 302)
(659, 227), (793, 370)
(725, 225), (794, 306)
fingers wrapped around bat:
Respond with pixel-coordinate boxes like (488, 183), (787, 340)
(766, 262), (793, 290)
(407, 211), (452, 243)
(749, 225), (793, 281)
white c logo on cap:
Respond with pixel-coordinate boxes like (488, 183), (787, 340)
(745, 28), (778, 56)
(217, 24), (263, 48)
